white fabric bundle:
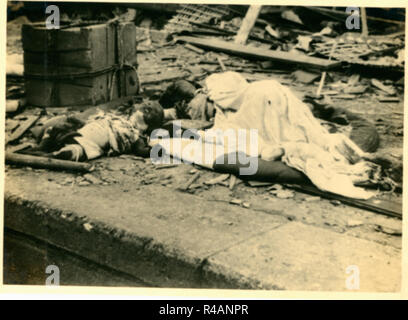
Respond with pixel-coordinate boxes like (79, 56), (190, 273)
(205, 72), (376, 199)
(151, 72), (377, 199)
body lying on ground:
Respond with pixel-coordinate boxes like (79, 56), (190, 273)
(153, 72), (399, 199)
(31, 101), (164, 161)
(29, 72), (399, 199)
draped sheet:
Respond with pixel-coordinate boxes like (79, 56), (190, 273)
(151, 72), (378, 199)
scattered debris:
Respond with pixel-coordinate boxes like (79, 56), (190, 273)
(315, 41), (337, 97)
(295, 35), (312, 52)
(141, 173), (158, 185)
(247, 180), (274, 187)
(229, 198), (243, 206)
(164, 4), (233, 33)
(267, 184), (295, 199)
(303, 196), (320, 202)
(242, 201), (251, 208)
(275, 190), (295, 199)
(330, 94), (356, 100)
(229, 175), (237, 190)
(184, 43), (204, 54)
(378, 96), (400, 103)
(217, 56), (227, 72)
(292, 70), (320, 84)
(375, 225), (402, 236)
(347, 219), (364, 227)
(179, 171), (201, 191)
(281, 9), (303, 25)
(83, 173), (103, 185)
(371, 79), (397, 96)
(6, 114), (40, 145)
(119, 154), (146, 161)
(265, 25), (280, 39)
(268, 184), (283, 192)
(6, 142), (35, 153)
(204, 174), (230, 185)
(60, 177), (75, 186)
(154, 164), (179, 170)
(314, 33), (404, 72)
(83, 222), (93, 231)
(330, 200), (342, 206)
(343, 85), (367, 95)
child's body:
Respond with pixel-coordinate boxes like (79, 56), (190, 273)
(48, 101), (163, 161)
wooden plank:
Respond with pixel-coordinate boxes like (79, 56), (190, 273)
(229, 175), (237, 190)
(217, 57), (227, 71)
(234, 5), (262, 45)
(184, 43), (205, 54)
(316, 41), (338, 96)
(6, 142), (35, 154)
(176, 36), (341, 70)
(179, 172), (201, 191)
(6, 115), (40, 145)
(361, 7), (369, 37)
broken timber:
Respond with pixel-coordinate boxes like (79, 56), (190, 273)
(5, 114), (40, 145)
(234, 5), (262, 45)
(176, 36), (341, 70)
(179, 172), (201, 191)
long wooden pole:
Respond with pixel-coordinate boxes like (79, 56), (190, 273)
(234, 5), (262, 45)
(5, 152), (93, 172)
(361, 7), (368, 37)
(316, 41), (338, 97)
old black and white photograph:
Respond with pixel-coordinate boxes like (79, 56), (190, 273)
(2, 1), (405, 294)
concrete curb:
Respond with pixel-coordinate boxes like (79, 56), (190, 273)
(4, 193), (247, 288)
(3, 170), (401, 291)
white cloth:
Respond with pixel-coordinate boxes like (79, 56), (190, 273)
(151, 72), (377, 199)
(205, 72), (375, 199)
(205, 71), (249, 111)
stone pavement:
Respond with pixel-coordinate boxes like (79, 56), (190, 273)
(3, 165), (401, 292)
